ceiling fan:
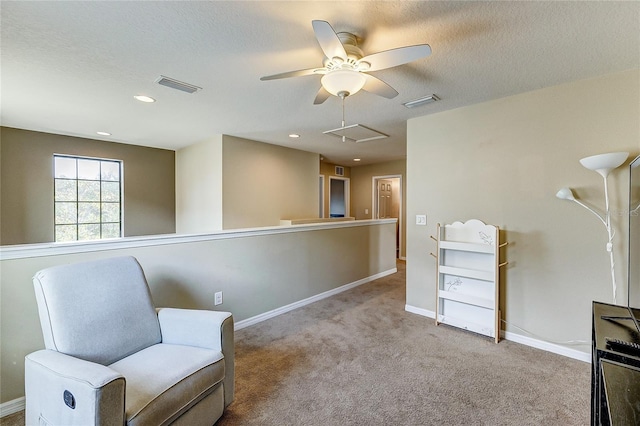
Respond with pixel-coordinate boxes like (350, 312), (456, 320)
(260, 20), (432, 104)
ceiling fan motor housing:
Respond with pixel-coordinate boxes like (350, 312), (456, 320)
(323, 32), (363, 70)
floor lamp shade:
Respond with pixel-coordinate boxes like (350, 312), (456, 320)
(580, 152), (629, 177)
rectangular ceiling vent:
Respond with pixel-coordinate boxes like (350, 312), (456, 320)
(155, 75), (202, 94)
(323, 124), (388, 143)
(402, 94), (440, 108)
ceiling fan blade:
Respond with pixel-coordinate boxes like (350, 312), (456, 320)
(260, 68), (321, 81)
(313, 86), (331, 105)
(361, 74), (398, 99)
(312, 20), (347, 60)
(360, 44), (431, 72)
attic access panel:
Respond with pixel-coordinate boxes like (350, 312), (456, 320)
(323, 124), (388, 143)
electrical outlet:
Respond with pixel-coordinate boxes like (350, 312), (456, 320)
(416, 214), (427, 225)
(214, 291), (223, 306)
(365, 208), (369, 215)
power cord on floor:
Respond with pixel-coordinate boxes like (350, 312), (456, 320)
(501, 319), (589, 346)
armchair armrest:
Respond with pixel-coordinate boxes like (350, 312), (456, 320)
(157, 308), (234, 407)
(25, 350), (125, 426)
(157, 308), (231, 350)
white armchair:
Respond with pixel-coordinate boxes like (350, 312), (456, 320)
(25, 256), (234, 426)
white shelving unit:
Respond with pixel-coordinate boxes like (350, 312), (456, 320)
(431, 219), (507, 343)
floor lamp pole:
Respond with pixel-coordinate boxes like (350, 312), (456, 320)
(557, 151), (629, 305)
(602, 174), (617, 304)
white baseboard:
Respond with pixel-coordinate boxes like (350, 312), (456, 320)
(404, 304), (436, 318)
(235, 268), (397, 331)
(501, 330), (591, 363)
(0, 397), (24, 418)
(404, 304), (591, 363)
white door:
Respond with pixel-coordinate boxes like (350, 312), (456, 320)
(377, 179), (392, 218)
(373, 176), (402, 258)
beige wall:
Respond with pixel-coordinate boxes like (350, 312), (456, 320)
(406, 70), (640, 353)
(0, 221), (396, 403)
(0, 127), (176, 245)
(176, 136), (223, 233)
(222, 135), (319, 229)
(351, 159), (407, 258)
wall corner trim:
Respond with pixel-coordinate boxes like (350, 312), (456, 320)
(404, 305), (590, 363)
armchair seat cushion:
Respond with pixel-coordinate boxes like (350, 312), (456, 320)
(109, 343), (225, 426)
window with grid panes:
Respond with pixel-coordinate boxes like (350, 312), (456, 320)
(54, 155), (122, 242)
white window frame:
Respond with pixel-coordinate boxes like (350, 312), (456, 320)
(53, 154), (123, 242)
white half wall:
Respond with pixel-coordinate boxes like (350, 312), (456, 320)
(0, 219), (396, 404)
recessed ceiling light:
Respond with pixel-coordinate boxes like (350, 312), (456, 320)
(134, 95), (156, 103)
(353, 158), (361, 162)
(96, 131), (111, 136)
(289, 134), (300, 138)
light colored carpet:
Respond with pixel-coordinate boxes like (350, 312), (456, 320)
(2, 261), (590, 425)
(217, 261), (590, 425)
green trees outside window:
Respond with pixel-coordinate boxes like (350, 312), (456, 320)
(54, 155), (122, 242)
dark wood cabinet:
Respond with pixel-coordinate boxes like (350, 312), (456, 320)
(591, 302), (640, 425)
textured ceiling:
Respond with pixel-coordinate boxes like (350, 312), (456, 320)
(1, 1), (639, 166)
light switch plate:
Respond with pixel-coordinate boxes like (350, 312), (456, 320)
(416, 214), (427, 225)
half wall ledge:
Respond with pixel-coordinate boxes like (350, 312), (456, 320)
(0, 219), (397, 261)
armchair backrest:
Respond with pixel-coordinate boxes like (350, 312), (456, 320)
(33, 256), (162, 365)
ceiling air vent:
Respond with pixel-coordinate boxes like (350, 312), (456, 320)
(155, 76), (202, 94)
(402, 94), (439, 108)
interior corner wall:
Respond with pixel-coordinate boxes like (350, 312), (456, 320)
(351, 159), (407, 258)
(0, 127), (176, 245)
(176, 136), (223, 233)
(406, 69), (640, 352)
(221, 135), (319, 229)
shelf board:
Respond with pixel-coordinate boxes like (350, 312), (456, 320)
(439, 240), (494, 254)
(437, 289), (494, 309)
(438, 265), (495, 282)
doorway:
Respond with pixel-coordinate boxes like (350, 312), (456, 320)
(329, 176), (350, 218)
(372, 175), (402, 258)
(318, 175), (325, 218)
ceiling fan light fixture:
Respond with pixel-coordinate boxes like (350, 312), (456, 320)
(321, 69), (367, 97)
